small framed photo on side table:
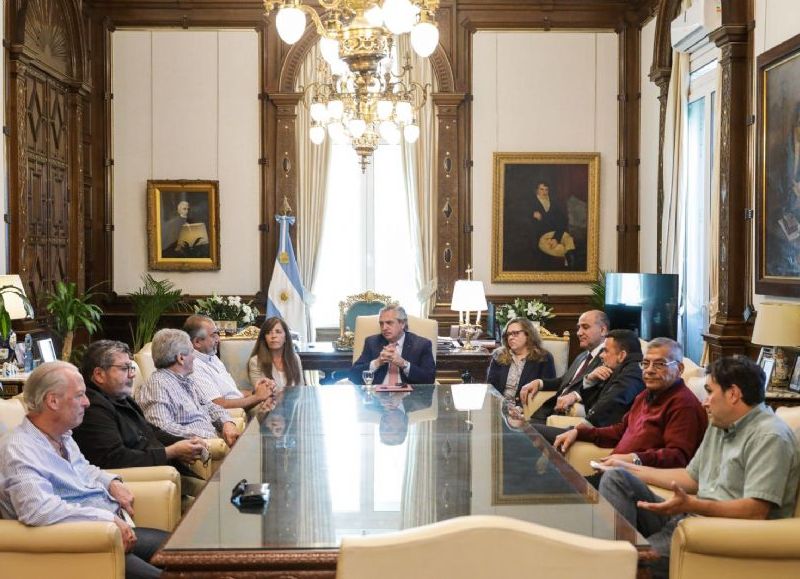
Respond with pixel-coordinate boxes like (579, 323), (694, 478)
(789, 357), (800, 393)
(761, 357), (776, 392)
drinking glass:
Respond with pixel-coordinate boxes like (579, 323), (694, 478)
(362, 370), (375, 391)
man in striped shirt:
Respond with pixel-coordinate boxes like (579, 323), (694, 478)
(0, 361), (167, 578)
(135, 328), (239, 448)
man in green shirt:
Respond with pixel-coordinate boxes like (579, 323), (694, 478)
(599, 355), (799, 577)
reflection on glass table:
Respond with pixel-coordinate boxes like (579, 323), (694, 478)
(159, 384), (647, 569)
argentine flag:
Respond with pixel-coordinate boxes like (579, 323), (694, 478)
(266, 214), (307, 343)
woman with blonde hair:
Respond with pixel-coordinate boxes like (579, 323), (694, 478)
(248, 317), (304, 390)
(486, 317), (555, 405)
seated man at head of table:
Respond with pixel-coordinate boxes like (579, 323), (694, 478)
(0, 361), (168, 579)
(183, 314), (275, 412)
(349, 303), (436, 385)
(554, 337), (708, 474)
(72, 340), (207, 496)
(135, 328), (240, 448)
(595, 355), (800, 578)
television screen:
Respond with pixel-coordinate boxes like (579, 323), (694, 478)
(604, 273), (679, 340)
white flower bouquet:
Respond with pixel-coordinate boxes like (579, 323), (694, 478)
(194, 294), (259, 326)
(495, 298), (554, 329)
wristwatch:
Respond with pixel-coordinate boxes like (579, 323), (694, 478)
(631, 454), (642, 466)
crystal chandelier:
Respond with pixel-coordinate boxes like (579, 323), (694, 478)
(263, 0), (440, 168)
(304, 53), (429, 170)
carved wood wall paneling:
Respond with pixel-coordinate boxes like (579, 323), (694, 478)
(617, 19), (641, 272)
(705, 12), (751, 360)
(648, 0), (681, 273)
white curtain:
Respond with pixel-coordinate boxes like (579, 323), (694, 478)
(295, 44), (330, 340)
(661, 52), (690, 275)
(397, 37), (438, 316)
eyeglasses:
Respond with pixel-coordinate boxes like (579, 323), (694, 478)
(107, 364), (136, 374)
(504, 330), (526, 338)
(639, 360), (678, 371)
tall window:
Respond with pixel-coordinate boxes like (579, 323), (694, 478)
(311, 143), (421, 329)
(680, 56), (717, 362)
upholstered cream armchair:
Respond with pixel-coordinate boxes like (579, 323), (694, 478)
(668, 406), (800, 579)
(0, 478), (180, 579)
(336, 515), (637, 579)
(0, 398), (181, 579)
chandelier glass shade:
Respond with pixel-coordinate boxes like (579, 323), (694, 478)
(264, 0), (439, 168)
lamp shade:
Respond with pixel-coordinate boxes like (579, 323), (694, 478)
(0, 275), (32, 320)
(451, 383), (488, 411)
(450, 280), (487, 312)
(751, 302), (800, 347)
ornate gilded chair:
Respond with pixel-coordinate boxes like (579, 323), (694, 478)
(336, 290), (394, 350)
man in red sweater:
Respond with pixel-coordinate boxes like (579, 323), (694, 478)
(554, 337), (707, 471)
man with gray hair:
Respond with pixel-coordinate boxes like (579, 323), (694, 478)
(0, 361), (168, 578)
(350, 303), (436, 385)
(554, 337), (707, 470)
(135, 328), (239, 448)
(183, 314), (274, 411)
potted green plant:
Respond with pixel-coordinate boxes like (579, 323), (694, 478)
(588, 270), (607, 310)
(128, 274), (188, 352)
(45, 281), (104, 361)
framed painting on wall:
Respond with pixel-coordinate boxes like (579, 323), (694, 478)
(147, 180), (220, 271)
(755, 32), (800, 296)
(492, 153), (600, 283)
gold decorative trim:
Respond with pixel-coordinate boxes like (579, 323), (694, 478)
(337, 290), (394, 348)
(220, 325), (261, 340)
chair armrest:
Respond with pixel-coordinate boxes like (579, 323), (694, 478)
(567, 402), (586, 418)
(106, 466), (180, 487)
(206, 438), (230, 460)
(672, 517), (800, 559)
(564, 441), (611, 476)
(0, 519), (122, 552)
(128, 480), (180, 532)
(546, 415), (587, 429)
(523, 391), (557, 419)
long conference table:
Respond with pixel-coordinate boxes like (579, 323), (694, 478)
(152, 384), (650, 577)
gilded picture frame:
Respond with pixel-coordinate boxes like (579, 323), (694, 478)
(147, 180), (220, 271)
(755, 32), (800, 296)
(492, 153), (600, 283)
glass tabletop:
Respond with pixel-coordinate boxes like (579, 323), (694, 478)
(163, 384), (647, 551)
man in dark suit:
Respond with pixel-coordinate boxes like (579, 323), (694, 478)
(350, 304), (436, 385)
(534, 329), (645, 443)
(520, 309), (608, 424)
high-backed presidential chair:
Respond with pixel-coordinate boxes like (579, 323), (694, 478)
(0, 398), (181, 579)
(336, 515), (637, 579)
(337, 290), (394, 350)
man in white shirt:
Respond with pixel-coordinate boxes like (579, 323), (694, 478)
(184, 315), (274, 412)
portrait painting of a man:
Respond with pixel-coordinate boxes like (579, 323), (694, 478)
(147, 180), (220, 271)
(492, 153), (599, 283)
(757, 34), (800, 296)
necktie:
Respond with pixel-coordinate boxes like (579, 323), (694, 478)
(386, 342), (401, 385)
(572, 352), (593, 383)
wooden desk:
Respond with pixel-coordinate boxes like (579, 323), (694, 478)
(766, 387), (800, 408)
(0, 373), (28, 399)
(298, 342), (492, 383)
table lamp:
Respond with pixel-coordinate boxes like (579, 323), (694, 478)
(751, 302), (800, 388)
(0, 275), (33, 320)
(450, 270), (487, 351)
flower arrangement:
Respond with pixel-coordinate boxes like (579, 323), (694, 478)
(495, 298), (554, 329)
(194, 294), (258, 326)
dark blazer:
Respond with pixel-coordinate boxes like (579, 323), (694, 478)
(486, 350), (556, 404)
(532, 348), (604, 422)
(350, 331), (436, 385)
(73, 383), (192, 475)
(580, 352), (645, 427)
